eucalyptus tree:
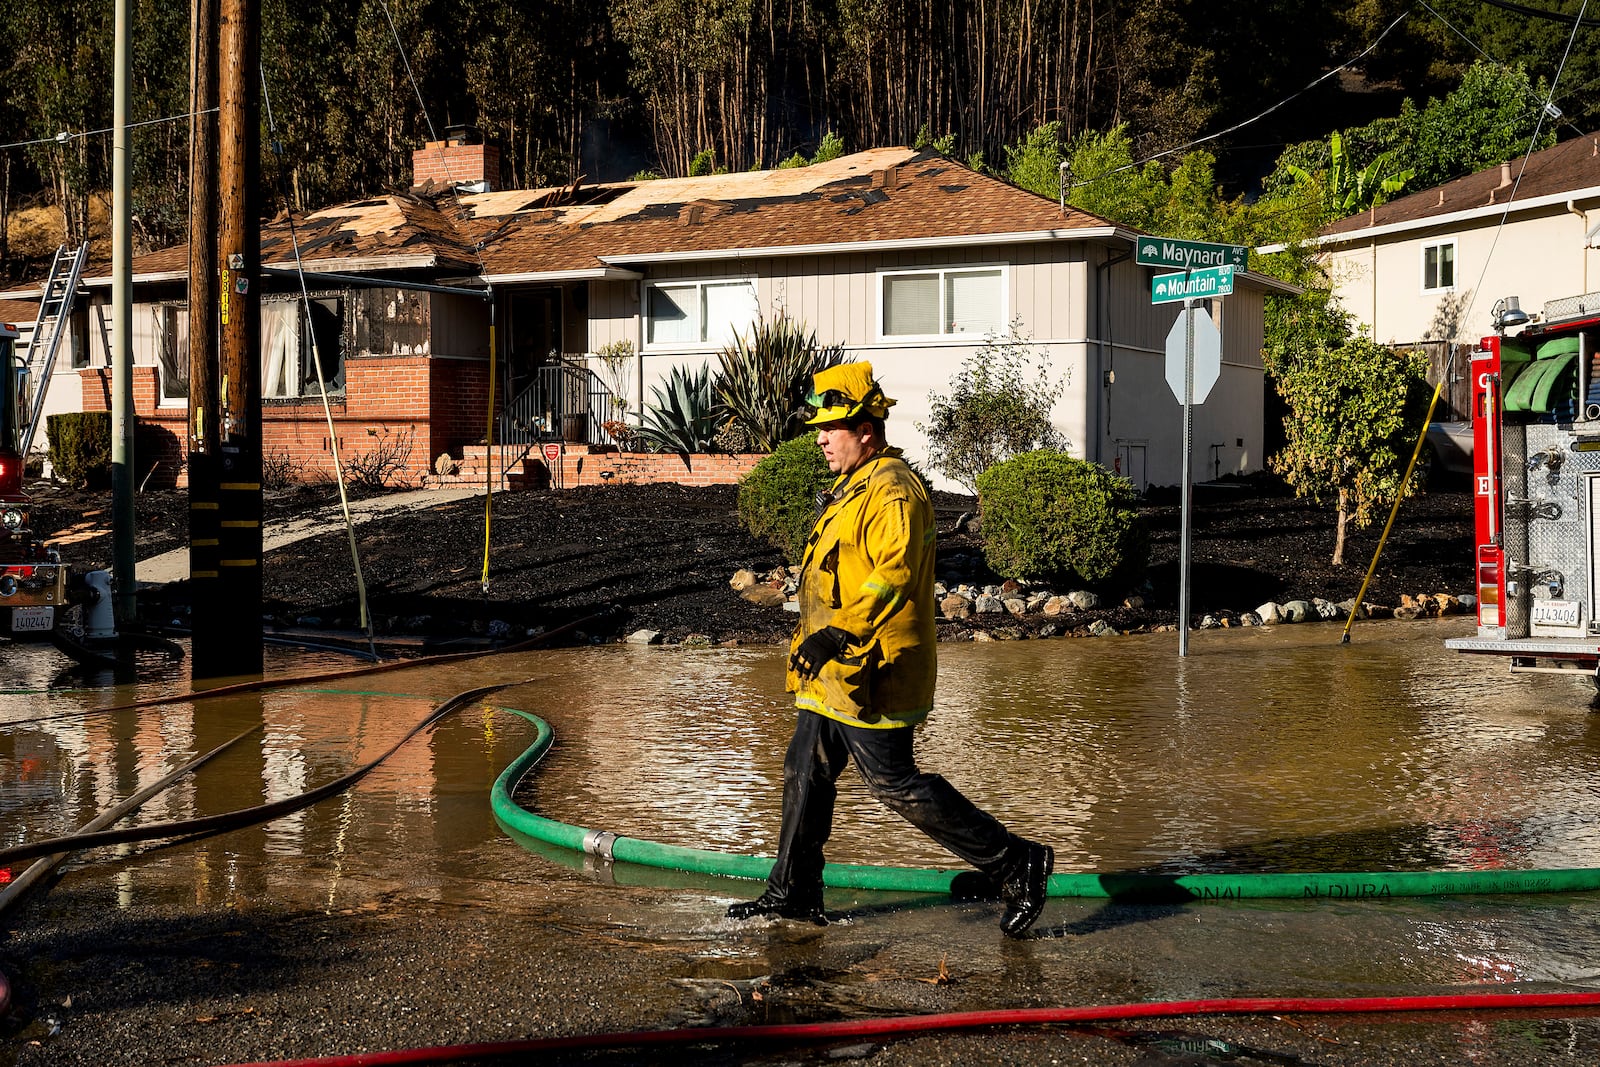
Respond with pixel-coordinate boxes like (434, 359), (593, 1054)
(5, 0), (112, 246)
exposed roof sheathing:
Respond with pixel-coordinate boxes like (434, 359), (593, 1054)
(9, 147), (1125, 296)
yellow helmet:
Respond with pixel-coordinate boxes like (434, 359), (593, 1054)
(804, 362), (897, 424)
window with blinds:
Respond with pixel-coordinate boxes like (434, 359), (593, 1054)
(881, 266), (1005, 338)
(645, 279), (757, 347)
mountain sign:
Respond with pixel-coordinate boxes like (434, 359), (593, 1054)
(1135, 237), (1247, 271)
(1151, 264), (1235, 304)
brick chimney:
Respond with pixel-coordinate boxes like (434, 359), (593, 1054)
(412, 125), (499, 193)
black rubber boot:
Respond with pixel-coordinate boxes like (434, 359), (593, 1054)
(725, 889), (827, 925)
(998, 840), (1053, 938)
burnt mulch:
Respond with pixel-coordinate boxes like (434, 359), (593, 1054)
(27, 473), (1474, 646)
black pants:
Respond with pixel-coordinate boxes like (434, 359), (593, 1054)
(764, 708), (1016, 904)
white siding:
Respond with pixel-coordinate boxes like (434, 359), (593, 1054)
(615, 239), (1265, 492)
(1324, 203), (1600, 345)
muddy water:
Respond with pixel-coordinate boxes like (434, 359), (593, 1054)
(6, 618), (1600, 896)
(524, 619), (1600, 876)
(12, 620), (1600, 1065)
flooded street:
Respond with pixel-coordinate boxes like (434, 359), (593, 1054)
(8, 619), (1600, 1065)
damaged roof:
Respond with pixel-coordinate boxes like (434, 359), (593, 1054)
(1321, 133), (1600, 241)
(464, 148), (1121, 279)
(127, 191), (486, 279)
(4, 147), (1127, 297)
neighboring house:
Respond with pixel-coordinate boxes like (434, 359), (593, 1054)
(1, 142), (1293, 492)
(1314, 133), (1600, 350)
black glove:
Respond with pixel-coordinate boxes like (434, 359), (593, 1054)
(790, 626), (852, 680)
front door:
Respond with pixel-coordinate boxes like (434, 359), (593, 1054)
(508, 288), (563, 402)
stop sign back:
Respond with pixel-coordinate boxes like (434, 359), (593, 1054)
(1164, 306), (1221, 405)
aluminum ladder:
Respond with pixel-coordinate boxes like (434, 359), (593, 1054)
(18, 243), (89, 457)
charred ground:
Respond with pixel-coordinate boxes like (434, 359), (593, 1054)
(29, 473), (1473, 646)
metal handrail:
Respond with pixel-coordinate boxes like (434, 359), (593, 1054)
(495, 357), (624, 486)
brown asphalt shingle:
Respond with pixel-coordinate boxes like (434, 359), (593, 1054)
(100, 148), (1119, 285)
(1323, 133), (1600, 238)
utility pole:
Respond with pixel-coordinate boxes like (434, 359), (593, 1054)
(209, 0), (262, 678)
(111, 0), (135, 623)
(187, 0), (222, 674)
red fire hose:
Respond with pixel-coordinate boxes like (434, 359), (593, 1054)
(219, 991), (1600, 1067)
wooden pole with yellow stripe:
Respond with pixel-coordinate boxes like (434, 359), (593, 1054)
(199, 0), (263, 678)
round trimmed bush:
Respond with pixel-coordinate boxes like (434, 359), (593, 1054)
(737, 436), (833, 564)
(976, 449), (1147, 585)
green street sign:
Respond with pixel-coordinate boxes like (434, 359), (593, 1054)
(1151, 265), (1235, 304)
(1135, 236), (1247, 271)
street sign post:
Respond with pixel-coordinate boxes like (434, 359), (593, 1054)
(1159, 298), (1228, 659)
(1135, 236), (1247, 271)
(1141, 234), (1244, 659)
(1152, 264), (1235, 304)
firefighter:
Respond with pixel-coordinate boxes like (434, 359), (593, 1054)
(726, 361), (1054, 937)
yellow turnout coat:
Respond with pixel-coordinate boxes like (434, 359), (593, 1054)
(789, 449), (937, 727)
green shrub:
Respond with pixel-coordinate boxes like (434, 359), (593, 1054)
(47, 411), (113, 488)
(737, 436), (833, 564)
(976, 449), (1146, 586)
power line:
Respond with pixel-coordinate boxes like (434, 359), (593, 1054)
(1476, 0), (1600, 29)
(1067, 9), (1413, 193)
(0, 108), (220, 153)
(1416, 0), (1588, 142)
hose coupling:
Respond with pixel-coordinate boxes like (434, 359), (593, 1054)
(581, 829), (619, 863)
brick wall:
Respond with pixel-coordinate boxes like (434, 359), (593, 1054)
(75, 362), (764, 493)
(79, 352), (495, 489)
(428, 359), (492, 462)
(549, 446), (765, 488)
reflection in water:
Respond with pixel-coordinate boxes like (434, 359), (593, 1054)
(5, 619), (1600, 909)
(13, 623), (1600, 1067)
(529, 620), (1600, 875)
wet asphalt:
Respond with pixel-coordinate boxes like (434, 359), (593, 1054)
(8, 860), (1600, 1067)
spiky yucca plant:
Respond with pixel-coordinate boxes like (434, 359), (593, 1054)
(714, 316), (847, 452)
(634, 363), (720, 454)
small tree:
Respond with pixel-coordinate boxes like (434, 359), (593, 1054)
(1267, 334), (1432, 565)
(592, 340), (634, 419)
(917, 322), (1068, 494)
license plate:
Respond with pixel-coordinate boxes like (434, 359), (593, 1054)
(9, 606), (54, 633)
(1531, 599), (1581, 627)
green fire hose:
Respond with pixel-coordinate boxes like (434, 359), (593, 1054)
(491, 710), (1600, 903)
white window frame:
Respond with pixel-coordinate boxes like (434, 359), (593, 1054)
(1421, 240), (1457, 293)
(876, 264), (1009, 342)
(641, 277), (759, 351)
(154, 304), (188, 408)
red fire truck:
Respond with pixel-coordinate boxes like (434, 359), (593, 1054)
(1446, 293), (1600, 684)
(0, 322), (69, 638)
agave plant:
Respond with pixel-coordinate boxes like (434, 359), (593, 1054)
(634, 362), (720, 454)
(713, 316), (847, 453)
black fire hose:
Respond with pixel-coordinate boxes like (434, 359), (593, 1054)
(0, 681), (525, 870)
(0, 724), (263, 919)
